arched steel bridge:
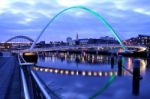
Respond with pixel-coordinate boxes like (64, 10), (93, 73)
(30, 6), (126, 50)
(21, 44), (147, 53)
(5, 35), (34, 43)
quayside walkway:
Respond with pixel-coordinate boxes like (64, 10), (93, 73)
(0, 55), (22, 99)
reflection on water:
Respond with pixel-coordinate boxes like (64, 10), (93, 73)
(35, 52), (150, 99)
(39, 52), (111, 64)
(124, 57), (147, 75)
(140, 60), (146, 74)
(37, 52), (148, 75)
(127, 58), (132, 70)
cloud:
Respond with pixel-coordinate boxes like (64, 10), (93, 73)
(133, 8), (150, 16)
(0, 0), (149, 42)
(56, 0), (90, 7)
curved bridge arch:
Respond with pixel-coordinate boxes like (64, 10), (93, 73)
(5, 35), (34, 43)
(30, 6), (126, 50)
(29, 6), (127, 98)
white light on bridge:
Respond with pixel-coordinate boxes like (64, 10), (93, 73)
(49, 69), (53, 72)
(109, 72), (113, 76)
(88, 71), (92, 76)
(45, 68), (48, 72)
(54, 69), (59, 73)
(93, 72), (97, 76)
(105, 72), (108, 76)
(76, 71), (79, 75)
(40, 68), (44, 71)
(60, 70), (64, 74)
(65, 70), (69, 74)
(98, 72), (102, 76)
(71, 71), (75, 75)
(35, 67), (39, 71)
(82, 71), (86, 76)
(115, 71), (118, 76)
(33, 66), (120, 77)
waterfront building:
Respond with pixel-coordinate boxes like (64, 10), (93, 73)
(66, 37), (73, 45)
(138, 35), (150, 47)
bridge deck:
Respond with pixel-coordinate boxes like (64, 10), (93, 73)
(0, 56), (22, 99)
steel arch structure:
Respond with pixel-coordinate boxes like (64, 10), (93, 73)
(28, 6), (127, 98)
(30, 6), (126, 50)
(5, 35), (34, 43)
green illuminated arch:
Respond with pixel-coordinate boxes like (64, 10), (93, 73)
(30, 6), (126, 98)
(30, 6), (126, 50)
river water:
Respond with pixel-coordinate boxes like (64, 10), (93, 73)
(34, 52), (150, 99)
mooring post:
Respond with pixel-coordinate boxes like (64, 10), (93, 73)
(132, 59), (141, 96)
(118, 55), (122, 76)
(111, 54), (114, 69)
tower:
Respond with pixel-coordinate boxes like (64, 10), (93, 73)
(76, 33), (79, 40)
(75, 33), (79, 45)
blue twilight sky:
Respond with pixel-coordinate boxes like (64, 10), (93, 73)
(0, 0), (150, 42)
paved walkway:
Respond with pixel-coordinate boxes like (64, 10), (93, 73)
(0, 56), (22, 99)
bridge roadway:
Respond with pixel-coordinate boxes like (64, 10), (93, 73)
(0, 55), (22, 99)
(17, 44), (147, 53)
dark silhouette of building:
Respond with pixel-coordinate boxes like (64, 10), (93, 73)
(126, 35), (150, 47)
(77, 36), (118, 45)
(138, 35), (150, 47)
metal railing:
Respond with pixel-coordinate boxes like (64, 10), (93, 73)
(20, 67), (30, 99)
(31, 70), (51, 99)
(18, 54), (52, 99)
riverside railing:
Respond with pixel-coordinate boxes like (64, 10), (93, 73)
(18, 54), (52, 99)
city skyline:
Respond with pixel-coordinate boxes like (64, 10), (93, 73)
(1, 34), (149, 43)
(0, 0), (150, 42)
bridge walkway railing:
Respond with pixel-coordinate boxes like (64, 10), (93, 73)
(18, 54), (58, 99)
